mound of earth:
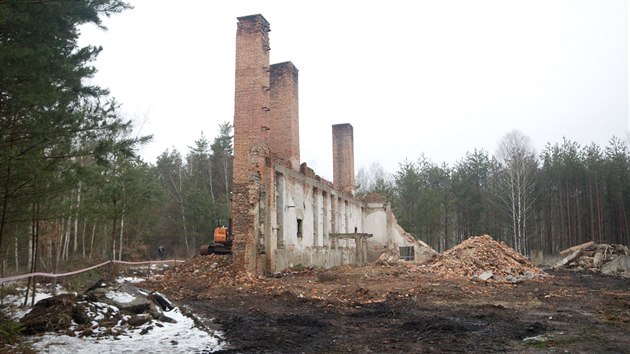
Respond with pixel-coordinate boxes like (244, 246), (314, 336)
(429, 234), (546, 282)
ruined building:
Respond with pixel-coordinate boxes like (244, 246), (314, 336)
(230, 14), (431, 274)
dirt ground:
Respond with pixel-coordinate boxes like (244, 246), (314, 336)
(141, 254), (630, 353)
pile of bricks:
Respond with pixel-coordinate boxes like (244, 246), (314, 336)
(428, 235), (546, 283)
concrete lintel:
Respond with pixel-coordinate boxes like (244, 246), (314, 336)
(330, 233), (373, 239)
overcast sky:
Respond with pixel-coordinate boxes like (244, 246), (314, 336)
(79, 0), (629, 180)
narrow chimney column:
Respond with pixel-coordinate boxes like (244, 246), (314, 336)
(332, 124), (355, 194)
(270, 61), (300, 171)
(233, 14), (271, 185)
(232, 14), (271, 273)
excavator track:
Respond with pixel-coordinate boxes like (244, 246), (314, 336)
(199, 244), (232, 255)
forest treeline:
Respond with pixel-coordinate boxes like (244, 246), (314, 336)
(0, 1), (236, 276)
(1, 1), (629, 276)
(357, 133), (630, 255)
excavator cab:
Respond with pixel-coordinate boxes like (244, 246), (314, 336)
(213, 226), (229, 244)
(199, 220), (233, 255)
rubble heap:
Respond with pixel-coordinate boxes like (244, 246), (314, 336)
(20, 283), (177, 337)
(553, 241), (629, 276)
(429, 234), (546, 282)
(151, 254), (261, 300)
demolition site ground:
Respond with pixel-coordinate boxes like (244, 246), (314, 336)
(142, 252), (630, 353)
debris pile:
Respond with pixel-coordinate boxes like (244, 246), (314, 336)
(375, 250), (402, 266)
(553, 241), (629, 276)
(20, 283), (178, 338)
(151, 254), (262, 300)
(429, 235), (546, 282)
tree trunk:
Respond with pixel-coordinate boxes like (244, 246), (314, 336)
(89, 222), (96, 259)
(73, 182), (81, 254)
(208, 160), (215, 203)
(170, 170), (189, 254)
(588, 175), (595, 241)
(621, 198), (629, 245)
(25, 203), (39, 306)
(14, 230), (18, 272)
(28, 231), (32, 271)
(110, 212), (117, 279)
(595, 175), (603, 242)
(0, 155), (13, 280)
(81, 219), (87, 258)
(565, 182), (573, 247)
(224, 152), (230, 212)
(558, 184), (568, 249)
(55, 219), (62, 271)
(63, 213), (71, 261)
(575, 188), (582, 244)
(118, 208), (125, 261)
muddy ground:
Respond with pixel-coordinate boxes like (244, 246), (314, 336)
(142, 257), (630, 353)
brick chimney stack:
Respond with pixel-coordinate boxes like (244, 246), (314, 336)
(270, 61), (300, 171)
(332, 123), (355, 195)
(233, 14), (271, 185)
(232, 14), (271, 273)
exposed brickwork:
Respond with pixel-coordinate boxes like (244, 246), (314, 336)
(233, 14), (271, 184)
(270, 62), (300, 171)
(229, 15), (410, 274)
(332, 124), (355, 195)
(232, 14), (272, 273)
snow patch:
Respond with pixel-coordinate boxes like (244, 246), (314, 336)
(29, 307), (225, 353)
(116, 276), (145, 284)
(3, 287), (56, 320)
(2, 279), (225, 353)
(105, 290), (136, 303)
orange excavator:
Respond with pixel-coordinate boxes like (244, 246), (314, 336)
(199, 220), (233, 255)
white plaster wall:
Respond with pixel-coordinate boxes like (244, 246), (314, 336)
(363, 201), (429, 262)
(270, 166), (430, 271)
(273, 169), (359, 270)
(364, 202), (390, 259)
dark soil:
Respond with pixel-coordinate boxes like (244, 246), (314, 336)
(144, 261), (630, 353)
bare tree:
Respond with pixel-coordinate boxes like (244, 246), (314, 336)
(494, 130), (538, 255)
(355, 161), (393, 196)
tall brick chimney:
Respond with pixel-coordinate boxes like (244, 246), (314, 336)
(332, 123), (355, 195)
(269, 61), (300, 171)
(232, 14), (272, 273)
(233, 14), (271, 185)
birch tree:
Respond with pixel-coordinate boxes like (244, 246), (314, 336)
(494, 130), (538, 255)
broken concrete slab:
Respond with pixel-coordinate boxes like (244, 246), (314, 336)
(553, 242), (629, 275)
(85, 284), (153, 315)
(478, 271), (494, 281)
(553, 250), (582, 269)
(601, 255), (630, 276)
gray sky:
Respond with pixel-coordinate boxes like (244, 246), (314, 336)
(79, 0), (629, 180)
